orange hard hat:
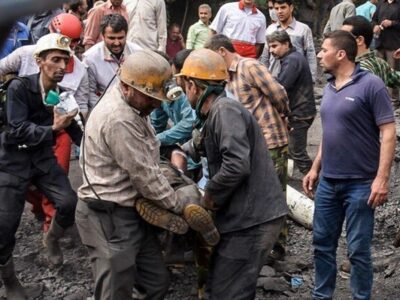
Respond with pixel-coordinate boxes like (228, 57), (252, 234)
(175, 48), (228, 81)
(50, 13), (83, 40)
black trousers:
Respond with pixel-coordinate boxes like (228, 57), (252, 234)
(207, 217), (285, 300)
(288, 118), (314, 174)
(0, 165), (77, 264)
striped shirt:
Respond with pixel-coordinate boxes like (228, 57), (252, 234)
(227, 55), (289, 149)
(356, 50), (400, 89)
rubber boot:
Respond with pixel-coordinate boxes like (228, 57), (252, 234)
(43, 218), (65, 266)
(0, 257), (43, 300)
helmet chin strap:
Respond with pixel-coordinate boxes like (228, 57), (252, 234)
(194, 83), (225, 129)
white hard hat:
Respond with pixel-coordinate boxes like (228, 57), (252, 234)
(34, 33), (72, 58)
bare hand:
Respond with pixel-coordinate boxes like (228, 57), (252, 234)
(52, 107), (78, 132)
(373, 25), (381, 34)
(367, 176), (389, 209)
(201, 191), (218, 211)
(302, 169), (319, 198)
(393, 48), (400, 59)
(381, 19), (392, 28)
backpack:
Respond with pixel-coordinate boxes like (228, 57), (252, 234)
(0, 77), (26, 132)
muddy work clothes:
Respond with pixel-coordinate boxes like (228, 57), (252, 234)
(78, 84), (181, 212)
(0, 74), (81, 264)
(75, 200), (170, 300)
(77, 82), (185, 298)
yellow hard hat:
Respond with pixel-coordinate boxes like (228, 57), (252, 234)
(33, 33), (72, 58)
(119, 50), (173, 101)
(175, 48), (228, 81)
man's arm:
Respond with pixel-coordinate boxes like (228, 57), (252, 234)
(83, 8), (103, 49)
(367, 122), (396, 208)
(209, 5), (226, 35)
(73, 69), (90, 115)
(302, 143), (322, 198)
(0, 46), (23, 76)
(83, 58), (100, 110)
(155, 98), (196, 146)
(5, 80), (54, 146)
(276, 55), (300, 90)
(156, 0), (167, 52)
(205, 104), (252, 207)
(344, 3), (356, 19)
(249, 61), (289, 115)
(304, 27), (317, 82)
(150, 106), (168, 134)
(186, 25), (195, 49)
(105, 117), (183, 214)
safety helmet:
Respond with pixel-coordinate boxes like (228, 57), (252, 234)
(175, 48), (228, 81)
(33, 33), (72, 58)
(118, 50), (173, 101)
(49, 13), (83, 40)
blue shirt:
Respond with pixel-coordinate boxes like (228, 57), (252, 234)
(151, 94), (199, 170)
(320, 65), (394, 179)
(356, 1), (376, 22)
(0, 22), (30, 59)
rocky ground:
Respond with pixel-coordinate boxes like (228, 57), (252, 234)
(1, 94), (400, 299)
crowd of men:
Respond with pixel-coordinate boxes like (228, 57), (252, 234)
(0, 0), (398, 299)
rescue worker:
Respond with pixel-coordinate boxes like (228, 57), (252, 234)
(0, 13), (88, 234)
(75, 49), (219, 299)
(176, 49), (289, 299)
(0, 33), (82, 299)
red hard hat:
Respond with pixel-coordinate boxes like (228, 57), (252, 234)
(50, 13), (83, 40)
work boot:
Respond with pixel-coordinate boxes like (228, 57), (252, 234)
(0, 257), (43, 299)
(43, 218), (65, 266)
(183, 204), (220, 246)
(135, 198), (189, 234)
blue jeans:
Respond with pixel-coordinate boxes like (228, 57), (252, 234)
(313, 177), (374, 300)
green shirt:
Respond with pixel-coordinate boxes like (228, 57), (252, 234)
(356, 49), (400, 89)
(186, 20), (210, 50)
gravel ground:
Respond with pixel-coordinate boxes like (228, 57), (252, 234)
(1, 96), (400, 300)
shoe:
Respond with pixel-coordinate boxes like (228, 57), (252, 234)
(0, 257), (43, 299)
(183, 204), (220, 246)
(43, 218), (65, 267)
(267, 244), (286, 263)
(135, 198), (189, 235)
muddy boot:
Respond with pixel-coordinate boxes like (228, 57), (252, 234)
(183, 204), (220, 246)
(43, 218), (65, 266)
(0, 257), (43, 300)
(135, 198), (189, 234)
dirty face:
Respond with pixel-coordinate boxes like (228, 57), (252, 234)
(182, 78), (199, 109)
(103, 26), (126, 56)
(198, 7), (211, 24)
(269, 40), (290, 58)
(274, 2), (293, 23)
(317, 38), (340, 74)
(36, 50), (70, 83)
(122, 83), (161, 116)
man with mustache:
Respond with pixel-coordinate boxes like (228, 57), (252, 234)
(0, 33), (82, 299)
(83, 13), (142, 111)
(83, 0), (128, 50)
